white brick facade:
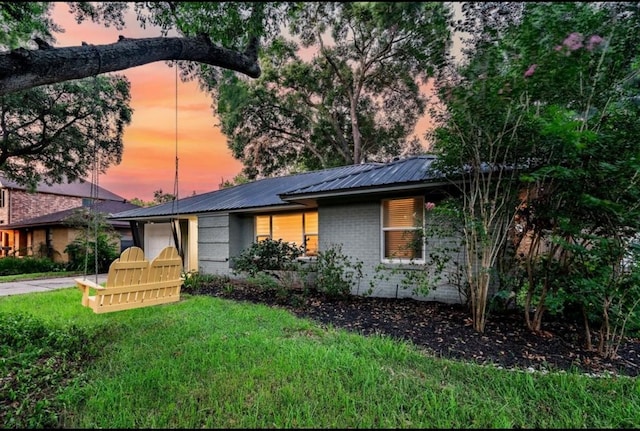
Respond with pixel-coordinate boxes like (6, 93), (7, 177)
(196, 200), (468, 305)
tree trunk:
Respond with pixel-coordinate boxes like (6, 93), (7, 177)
(0, 35), (261, 95)
(581, 305), (593, 351)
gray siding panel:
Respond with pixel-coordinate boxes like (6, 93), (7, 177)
(198, 214), (231, 275)
(197, 213), (257, 276)
(229, 214), (254, 261)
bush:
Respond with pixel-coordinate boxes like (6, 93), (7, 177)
(311, 244), (363, 298)
(65, 232), (119, 273)
(0, 256), (65, 276)
(0, 312), (98, 428)
(181, 270), (232, 294)
(231, 238), (304, 276)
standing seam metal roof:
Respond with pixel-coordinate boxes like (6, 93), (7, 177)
(280, 155), (441, 197)
(110, 156), (444, 219)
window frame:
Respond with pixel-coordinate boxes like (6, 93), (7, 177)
(254, 210), (318, 257)
(380, 196), (425, 264)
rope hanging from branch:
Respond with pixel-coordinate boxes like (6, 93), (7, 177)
(83, 140), (100, 285)
(171, 62), (183, 260)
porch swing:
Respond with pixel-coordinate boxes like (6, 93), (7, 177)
(75, 64), (184, 313)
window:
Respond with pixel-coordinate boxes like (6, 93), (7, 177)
(382, 197), (424, 262)
(0, 189), (5, 208)
(255, 211), (318, 256)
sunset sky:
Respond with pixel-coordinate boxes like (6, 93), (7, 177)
(51, 3), (434, 203)
(51, 3), (244, 202)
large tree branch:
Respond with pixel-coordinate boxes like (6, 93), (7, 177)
(0, 35), (261, 95)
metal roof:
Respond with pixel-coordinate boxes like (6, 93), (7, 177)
(110, 156), (446, 220)
(280, 156), (442, 198)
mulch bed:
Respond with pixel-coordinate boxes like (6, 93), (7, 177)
(191, 281), (640, 377)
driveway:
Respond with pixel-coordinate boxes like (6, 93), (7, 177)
(0, 274), (107, 297)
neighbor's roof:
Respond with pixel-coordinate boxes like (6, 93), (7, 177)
(6, 200), (140, 229)
(0, 175), (125, 201)
(110, 156), (445, 220)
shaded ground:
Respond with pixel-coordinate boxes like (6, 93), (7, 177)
(192, 281), (640, 377)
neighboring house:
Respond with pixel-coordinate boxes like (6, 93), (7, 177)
(0, 175), (139, 262)
(110, 156), (468, 304)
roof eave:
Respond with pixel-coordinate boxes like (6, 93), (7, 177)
(280, 180), (456, 202)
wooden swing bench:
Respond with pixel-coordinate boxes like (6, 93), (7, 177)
(75, 246), (184, 314)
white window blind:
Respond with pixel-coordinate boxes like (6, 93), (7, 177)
(382, 197), (424, 261)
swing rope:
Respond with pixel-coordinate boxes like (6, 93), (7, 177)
(171, 62), (183, 259)
(83, 141), (100, 285)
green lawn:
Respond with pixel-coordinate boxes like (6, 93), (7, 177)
(0, 271), (81, 283)
(0, 287), (638, 428)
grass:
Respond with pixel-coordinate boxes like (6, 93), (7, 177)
(0, 271), (82, 283)
(0, 286), (639, 428)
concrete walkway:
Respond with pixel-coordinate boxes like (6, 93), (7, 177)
(0, 274), (107, 297)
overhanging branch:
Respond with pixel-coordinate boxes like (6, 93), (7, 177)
(0, 35), (261, 95)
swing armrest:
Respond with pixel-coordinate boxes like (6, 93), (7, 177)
(75, 278), (106, 291)
(75, 277), (106, 308)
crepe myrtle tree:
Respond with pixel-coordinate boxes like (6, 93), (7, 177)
(430, 2), (640, 345)
(430, 47), (536, 333)
(484, 3), (640, 357)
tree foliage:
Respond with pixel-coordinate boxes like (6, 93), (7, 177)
(0, 2), (294, 187)
(64, 207), (120, 273)
(0, 74), (131, 188)
(431, 2), (640, 344)
(215, 2), (452, 179)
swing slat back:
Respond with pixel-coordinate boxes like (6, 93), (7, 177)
(106, 246), (148, 287)
(76, 246), (184, 314)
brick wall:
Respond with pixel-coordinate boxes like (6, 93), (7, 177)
(193, 200), (468, 304)
(319, 201), (467, 304)
(10, 190), (82, 224)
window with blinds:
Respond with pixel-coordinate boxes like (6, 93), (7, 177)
(255, 211), (318, 256)
(382, 197), (424, 261)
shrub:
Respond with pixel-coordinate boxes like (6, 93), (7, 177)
(0, 256), (64, 276)
(181, 270), (232, 294)
(311, 244), (363, 298)
(231, 238), (304, 276)
(65, 232), (119, 273)
(0, 312), (98, 428)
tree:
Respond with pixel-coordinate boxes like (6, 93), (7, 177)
(129, 189), (177, 207)
(153, 189), (176, 204)
(64, 207), (120, 273)
(0, 74), (131, 188)
(431, 2), (640, 346)
(0, 2), (291, 187)
(215, 2), (452, 178)
(0, 35), (261, 96)
(505, 2), (640, 357)
(429, 27), (535, 333)
(0, 2), (294, 95)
